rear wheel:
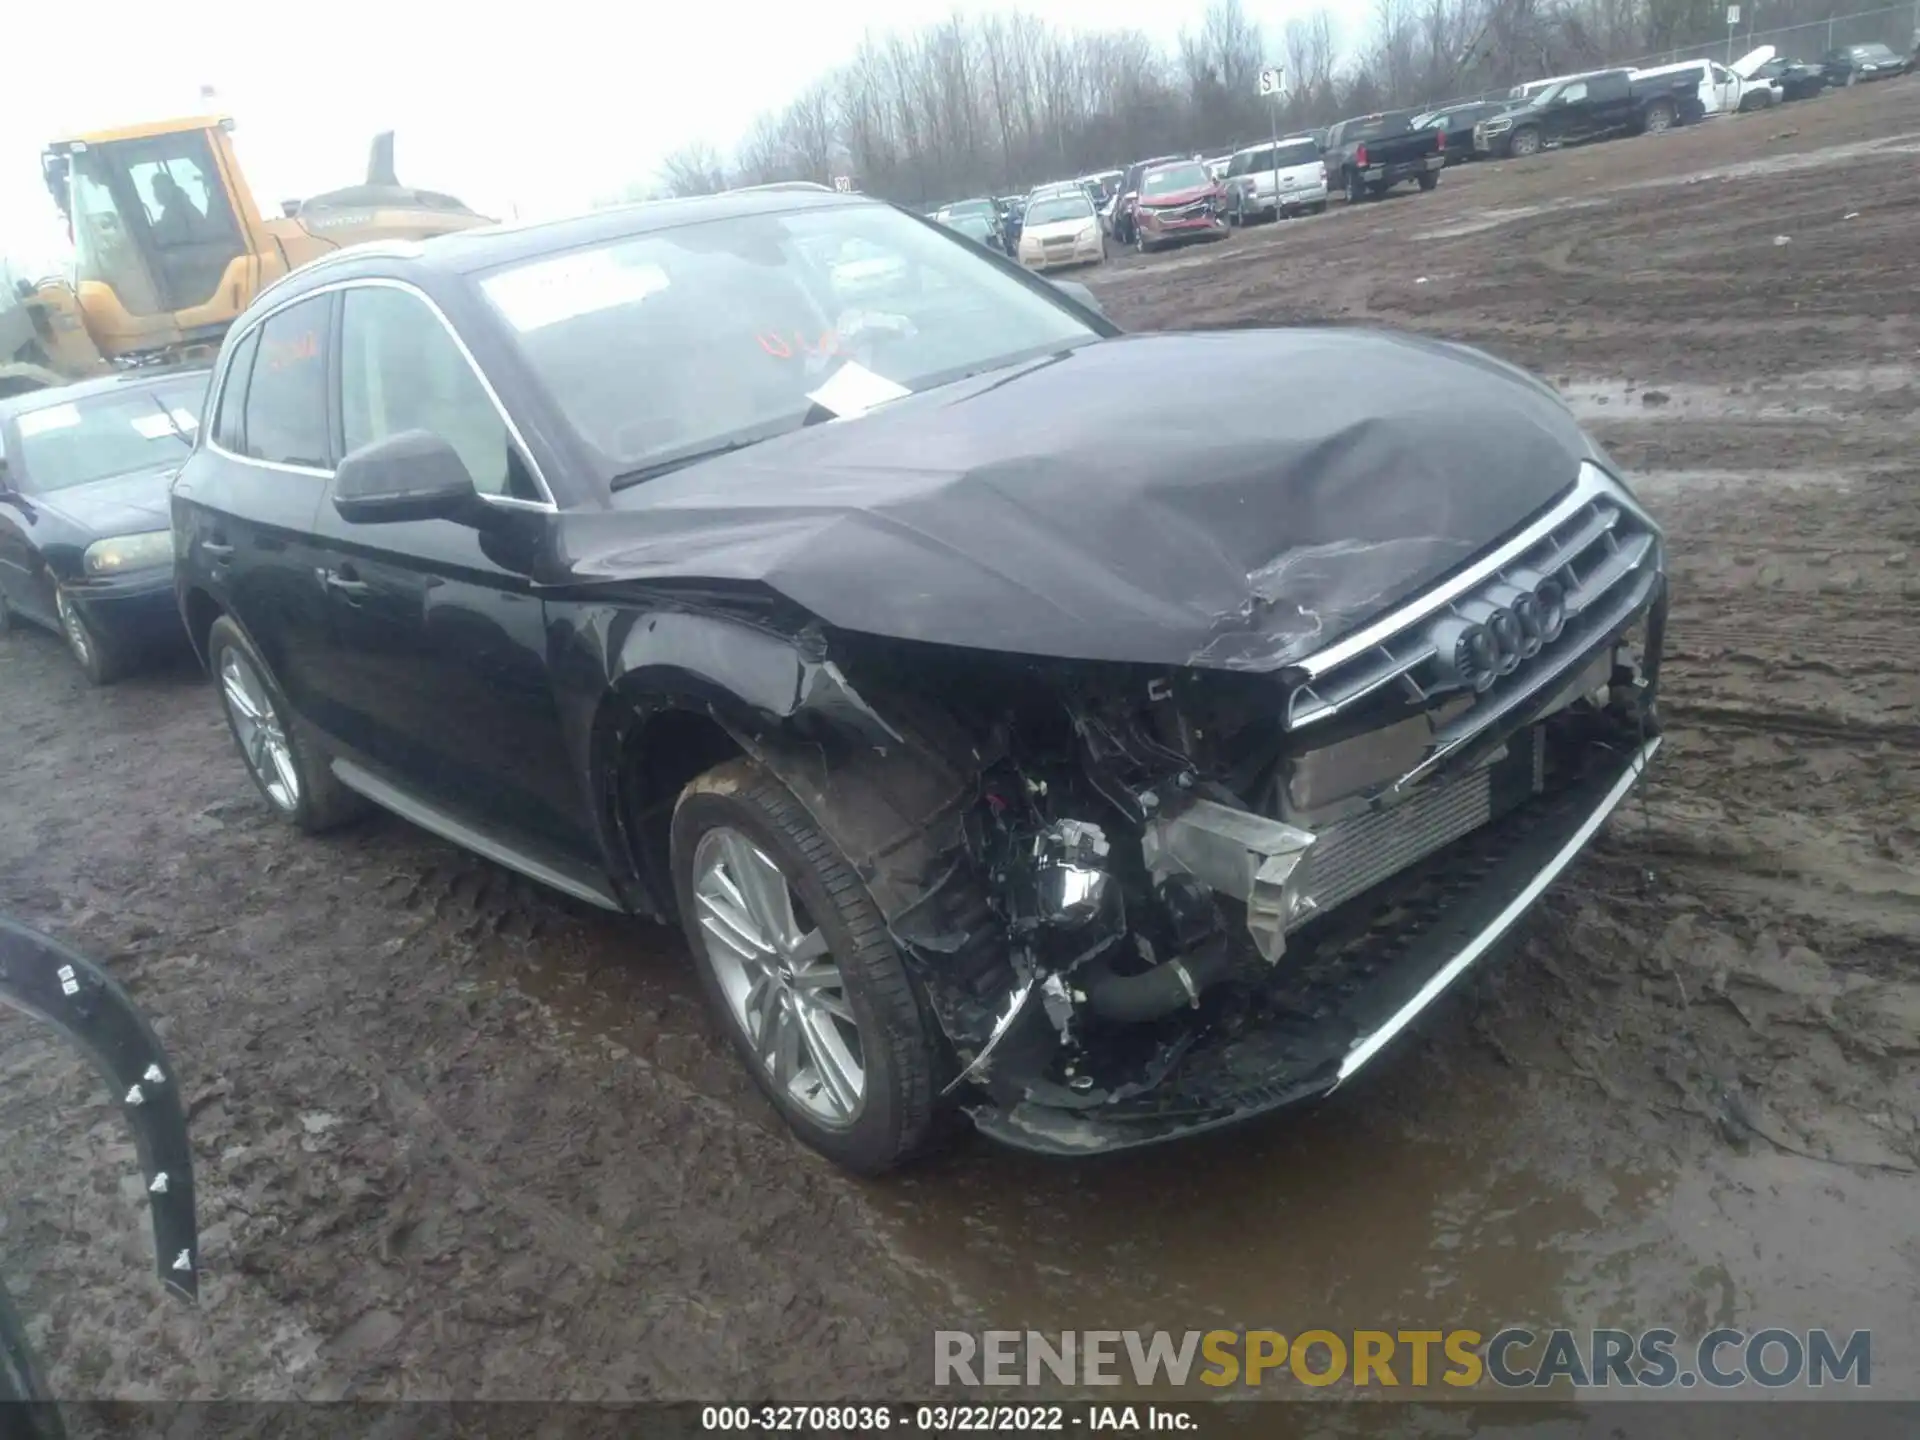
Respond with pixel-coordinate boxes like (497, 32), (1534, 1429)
(1417, 170), (1439, 191)
(1344, 169), (1367, 204)
(1644, 99), (1676, 132)
(672, 758), (948, 1174)
(207, 615), (369, 834)
(55, 585), (126, 687)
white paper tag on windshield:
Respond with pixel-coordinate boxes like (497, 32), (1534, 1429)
(17, 404), (80, 437)
(483, 251), (672, 332)
(132, 409), (200, 440)
(805, 361), (910, 420)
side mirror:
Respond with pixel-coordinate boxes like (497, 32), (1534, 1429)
(332, 429), (476, 525)
(1050, 278), (1106, 319)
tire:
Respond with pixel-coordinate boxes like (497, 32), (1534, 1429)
(55, 584), (127, 686)
(1135, 229), (1152, 254)
(1229, 192), (1243, 226)
(1310, 200), (1328, 215)
(1644, 99), (1675, 133)
(1344, 168), (1367, 204)
(1510, 126), (1542, 158)
(206, 615), (369, 834)
(1844, 70), (1858, 87)
(0, 589), (13, 635)
(1417, 170), (1439, 191)
(672, 757), (947, 1174)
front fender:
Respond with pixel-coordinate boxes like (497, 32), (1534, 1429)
(0, 917), (199, 1304)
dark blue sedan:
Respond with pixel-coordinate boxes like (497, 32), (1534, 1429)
(0, 368), (209, 683)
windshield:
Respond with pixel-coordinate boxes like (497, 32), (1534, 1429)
(943, 199), (995, 219)
(11, 377), (207, 492)
(1024, 194), (1093, 225)
(478, 205), (1099, 486)
(1141, 163), (1208, 195)
(1851, 43), (1895, 57)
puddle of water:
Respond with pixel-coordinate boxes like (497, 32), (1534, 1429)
(1625, 468), (1861, 498)
(1416, 199), (1606, 241)
(1646, 131), (1920, 189)
(1558, 379), (1839, 423)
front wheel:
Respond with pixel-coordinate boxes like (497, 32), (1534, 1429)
(55, 585), (126, 687)
(672, 758), (948, 1174)
(1510, 126), (1543, 157)
(1135, 229), (1152, 254)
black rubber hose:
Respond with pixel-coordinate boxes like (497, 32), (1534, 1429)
(1080, 938), (1236, 1025)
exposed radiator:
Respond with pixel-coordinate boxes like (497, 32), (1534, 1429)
(1293, 729), (1542, 926)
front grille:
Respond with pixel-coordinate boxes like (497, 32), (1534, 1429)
(1293, 728), (1541, 926)
(1283, 463), (1662, 790)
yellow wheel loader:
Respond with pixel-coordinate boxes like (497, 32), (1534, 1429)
(1, 117), (491, 398)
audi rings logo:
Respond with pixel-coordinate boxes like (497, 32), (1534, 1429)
(1429, 571), (1568, 693)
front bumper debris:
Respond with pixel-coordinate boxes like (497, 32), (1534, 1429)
(968, 731), (1660, 1155)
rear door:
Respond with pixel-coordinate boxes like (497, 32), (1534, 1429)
(172, 294), (337, 723)
(309, 281), (590, 867)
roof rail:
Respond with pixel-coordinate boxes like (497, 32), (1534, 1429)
(726, 180), (837, 194)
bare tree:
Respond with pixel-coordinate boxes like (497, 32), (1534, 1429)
(621, 0), (1862, 211)
(656, 141), (729, 198)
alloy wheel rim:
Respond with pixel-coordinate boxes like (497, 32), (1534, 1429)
(219, 648), (301, 812)
(56, 590), (92, 666)
(692, 826), (865, 1128)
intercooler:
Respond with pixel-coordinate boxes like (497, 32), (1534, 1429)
(1291, 727), (1543, 926)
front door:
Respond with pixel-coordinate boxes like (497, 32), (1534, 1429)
(310, 282), (591, 867)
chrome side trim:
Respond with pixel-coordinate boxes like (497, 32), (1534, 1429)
(330, 758), (621, 911)
(1296, 463), (1629, 682)
(208, 276), (559, 512)
(1332, 734), (1662, 1084)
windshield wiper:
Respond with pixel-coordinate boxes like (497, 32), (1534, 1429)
(146, 394), (194, 449)
(610, 434), (784, 489)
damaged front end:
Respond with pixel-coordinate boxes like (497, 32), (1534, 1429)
(825, 461), (1668, 1154)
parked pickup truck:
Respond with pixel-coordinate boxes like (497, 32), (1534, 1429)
(1323, 110), (1445, 204)
(1475, 68), (1702, 158)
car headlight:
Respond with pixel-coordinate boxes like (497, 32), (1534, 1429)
(84, 531), (173, 576)
(1078, 224), (1098, 242)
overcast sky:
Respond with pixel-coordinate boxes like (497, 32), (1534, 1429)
(0, 0), (1356, 274)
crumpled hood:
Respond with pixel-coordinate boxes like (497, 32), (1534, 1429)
(567, 328), (1592, 673)
(1138, 184), (1215, 208)
(39, 463), (178, 537)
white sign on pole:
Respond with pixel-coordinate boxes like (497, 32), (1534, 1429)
(1257, 66), (1284, 97)
(1725, 5), (1740, 23)
(832, 175), (853, 193)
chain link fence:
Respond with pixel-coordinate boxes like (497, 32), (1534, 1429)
(1438, 1), (1917, 106)
(1627, 1), (1919, 68)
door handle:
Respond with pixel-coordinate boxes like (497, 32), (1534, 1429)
(201, 540), (235, 561)
(321, 566), (372, 601)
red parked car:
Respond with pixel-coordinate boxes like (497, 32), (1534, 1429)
(1131, 161), (1228, 254)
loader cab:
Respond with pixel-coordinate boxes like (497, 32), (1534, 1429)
(42, 117), (271, 362)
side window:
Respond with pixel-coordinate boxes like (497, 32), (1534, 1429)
(340, 286), (517, 497)
(243, 296), (331, 468)
(1562, 82), (1589, 103)
(212, 326), (260, 453)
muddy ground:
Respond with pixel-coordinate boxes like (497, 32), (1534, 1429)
(4, 80), (1918, 1406)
